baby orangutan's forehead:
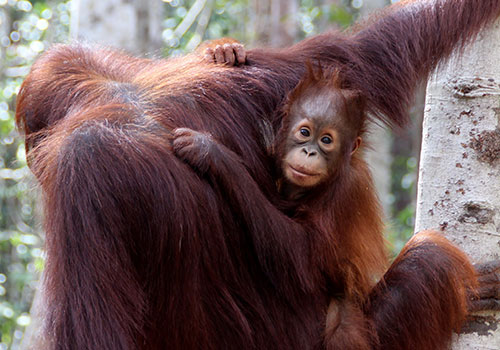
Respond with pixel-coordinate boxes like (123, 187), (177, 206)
(290, 89), (346, 126)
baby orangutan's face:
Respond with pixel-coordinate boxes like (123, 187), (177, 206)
(282, 89), (361, 188)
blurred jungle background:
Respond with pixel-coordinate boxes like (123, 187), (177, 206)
(0, 0), (419, 348)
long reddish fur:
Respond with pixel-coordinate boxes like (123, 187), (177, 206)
(170, 117), (476, 350)
(15, 0), (499, 349)
(272, 66), (384, 305)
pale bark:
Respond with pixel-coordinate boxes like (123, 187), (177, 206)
(250, 0), (299, 46)
(70, 0), (163, 55)
(19, 285), (49, 350)
(270, 0), (298, 47)
(0, 9), (7, 74)
(365, 123), (392, 216)
(416, 20), (500, 349)
(361, 0), (387, 13)
(249, 0), (271, 45)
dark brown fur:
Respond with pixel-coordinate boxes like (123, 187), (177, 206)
(172, 120), (385, 348)
(325, 300), (375, 350)
(172, 127), (478, 350)
(15, 0), (500, 349)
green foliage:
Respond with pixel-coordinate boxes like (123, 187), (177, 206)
(162, 0), (354, 55)
(325, 5), (352, 27)
(387, 154), (418, 256)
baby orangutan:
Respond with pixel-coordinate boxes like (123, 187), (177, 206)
(274, 67), (362, 200)
(173, 66), (382, 349)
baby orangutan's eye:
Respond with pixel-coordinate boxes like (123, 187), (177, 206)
(321, 136), (332, 144)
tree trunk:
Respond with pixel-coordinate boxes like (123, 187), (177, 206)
(251, 0), (299, 46)
(70, 0), (163, 55)
(0, 7), (10, 75)
(270, 0), (298, 47)
(365, 123), (392, 216)
(415, 19), (500, 349)
(361, 0), (387, 13)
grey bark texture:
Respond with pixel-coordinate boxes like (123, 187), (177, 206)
(70, 0), (163, 55)
(416, 19), (500, 349)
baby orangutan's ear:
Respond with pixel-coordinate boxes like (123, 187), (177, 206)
(351, 137), (362, 155)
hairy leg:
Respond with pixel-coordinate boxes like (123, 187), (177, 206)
(365, 231), (480, 350)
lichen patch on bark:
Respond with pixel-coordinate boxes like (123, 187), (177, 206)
(458, 202), (495, 225)
(470, 127), (500, 164)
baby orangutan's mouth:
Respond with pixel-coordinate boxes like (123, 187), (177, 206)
(288, 165), (319, 177)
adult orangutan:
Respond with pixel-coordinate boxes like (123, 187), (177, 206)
(15, 0), (500, 349)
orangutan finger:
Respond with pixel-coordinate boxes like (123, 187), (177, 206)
(204, 48), (215, 63)
(173, 128), (195, 138)
(477, 272), (500, 285)
(223, 44), (236, 66)
(469, 298), (500, 312)
(474, 260), (500, 275)
(476, 284), (500, 299)
(234, 44), (246, 65)
(214, 45), (225, 64)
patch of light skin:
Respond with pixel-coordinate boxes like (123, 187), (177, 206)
(291, 91), (346, 132)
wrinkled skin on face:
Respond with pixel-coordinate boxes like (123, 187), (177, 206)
(282, 89), (361, 194)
